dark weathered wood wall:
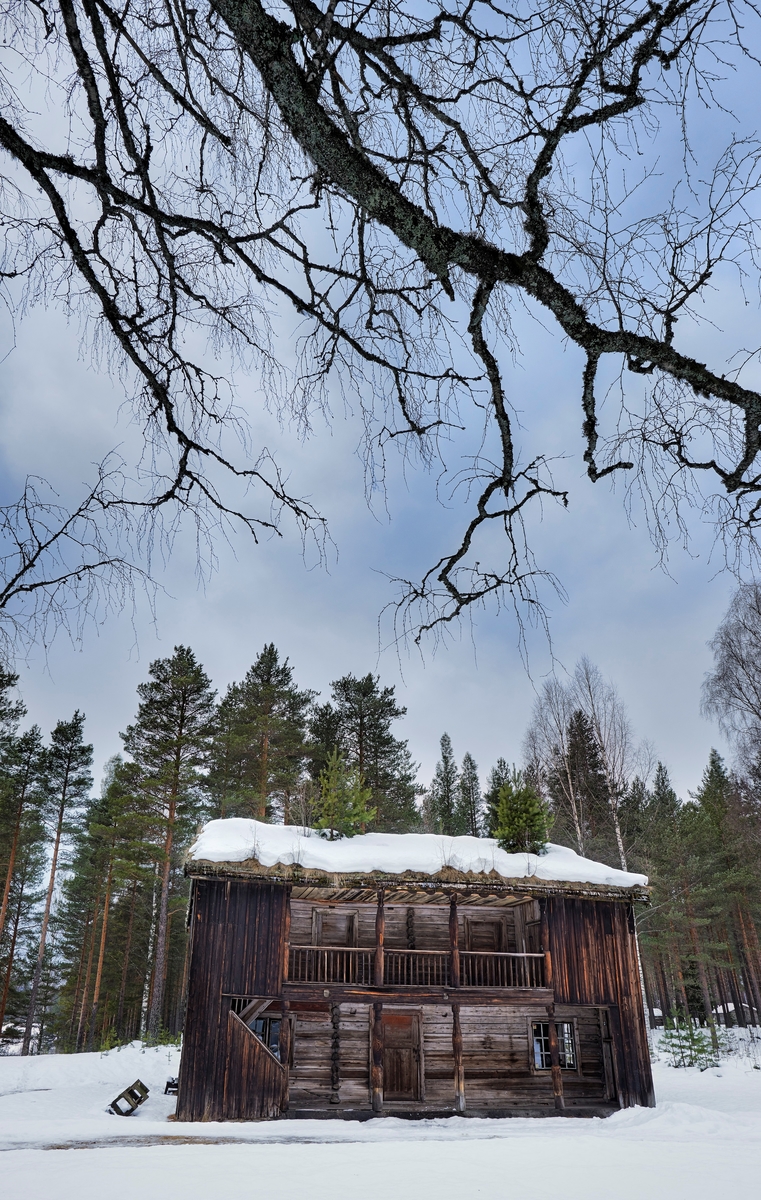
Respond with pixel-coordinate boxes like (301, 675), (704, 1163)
(176, 879), (289, 1121)
(223, 1011), (286, 1119)
(547, 896), (654, 1108)
(177, 879), (653, 1120)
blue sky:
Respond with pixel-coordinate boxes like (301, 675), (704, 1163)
(0, 293), (735, 802)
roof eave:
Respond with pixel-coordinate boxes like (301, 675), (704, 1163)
(185, 857), (651, 904)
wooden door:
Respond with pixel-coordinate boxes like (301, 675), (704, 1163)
(382, 1010), (420, 1101)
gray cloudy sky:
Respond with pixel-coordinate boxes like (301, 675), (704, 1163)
(0, 286), (737, 803)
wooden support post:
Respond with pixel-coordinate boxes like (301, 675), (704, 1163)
(449, 896), (460, 989)
(279, 999), (291, 1113)
(540, 901), (564, 1112)
(282, 887), (292, 984)
(375, 889), (385, 987)
(540, 900), (553, 991)
(371, 1001), (384, 1113)
(546, 1003), (565, 1113)
(452, 1003), (465, 1113)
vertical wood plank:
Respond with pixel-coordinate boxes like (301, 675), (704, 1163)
(451, 1002), (465, 1112)
(449, 896), (460, 989)
(371, 1001), (384, 1112)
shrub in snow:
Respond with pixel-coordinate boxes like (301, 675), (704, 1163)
(494, 769), (552, 855)
(660, 1019), (722, 1069)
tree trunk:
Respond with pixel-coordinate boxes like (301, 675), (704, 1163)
(610, 801), (628, 871)
(0, 781), (30, 944)
(116, 879), (138, 1037)
(77, 888), (102, 1051)
(669, 938), (690, 1015)
(87, 855), (114, 1049)
(140, 862), (159, 1035)
(21, 793), (67, 1055)
(0, 879), (26, 1035)
(736, 904), (761, 1025)
(67, 909), (92, 1046)
(688, 921), (719, 1051)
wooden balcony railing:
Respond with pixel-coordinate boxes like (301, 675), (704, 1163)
(384, 948), (451, 987)
(460, 950), (545, 988)
(287, 946), (546, 989)
(289, 945), (375, 985)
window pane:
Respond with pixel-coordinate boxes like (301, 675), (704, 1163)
(532, 1021), (576, 1070)
(532, 1022), (551, 1069)
(558, 1022), (576, 1069)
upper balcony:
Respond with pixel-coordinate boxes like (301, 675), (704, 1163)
(288, 945), (546, 990)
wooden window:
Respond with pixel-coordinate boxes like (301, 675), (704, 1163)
(248, 1015), (283, 1058)
(531, 1021), (577, 1071)
(311, 908), (358, 947)
(464, 915), (507, 951)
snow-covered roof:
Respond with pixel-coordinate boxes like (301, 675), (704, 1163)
(187, 819), (648, 896)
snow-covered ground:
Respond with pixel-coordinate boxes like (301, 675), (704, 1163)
(2, 1036), (759, 1199)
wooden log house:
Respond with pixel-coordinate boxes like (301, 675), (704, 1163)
(176, 822), (654, 1121)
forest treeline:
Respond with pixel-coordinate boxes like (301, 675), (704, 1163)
(2, 586), (761, 1053)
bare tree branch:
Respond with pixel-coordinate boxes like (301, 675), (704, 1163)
(2, 1), (761, 646)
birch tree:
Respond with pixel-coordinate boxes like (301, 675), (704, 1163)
(4, 3), (761, 644)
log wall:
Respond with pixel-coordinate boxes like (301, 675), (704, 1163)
(284, 1000), (612, 1113)
(288, 898), (540, 951)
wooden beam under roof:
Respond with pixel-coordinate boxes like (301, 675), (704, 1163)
(186, 859), (650, 904)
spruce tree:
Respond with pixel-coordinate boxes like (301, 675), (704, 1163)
(122, 646), (215, 1040)
(315, 749), (376, 839)
(425, 734), (460, 835)
(309, 674), (419, 831)
(494, 768), (551, 854)
(546, 709), (610, 858)
(209, 644), (314, 821)
(455, 752), (483, 837)
(484, 758), (512, 836)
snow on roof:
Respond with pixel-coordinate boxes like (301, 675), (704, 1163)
(188, 819), (648, 890)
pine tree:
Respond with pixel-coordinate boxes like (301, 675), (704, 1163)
(455, 752), (483, 836)
(0, 727), (44, 953)
(122, 646), (215, 1040)
(309, 674), (419, 831)
(484, 758), (512, 836)
(425, 734), (460, 835)
(0, 805), (45, 1046)
(22, 711), (93, 1054)
(314, 748), (376, 840)
(494, 768), (551, 854)
(209, 644), (314, 821)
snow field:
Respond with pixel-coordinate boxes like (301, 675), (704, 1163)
(1, 1039), (760, 1199)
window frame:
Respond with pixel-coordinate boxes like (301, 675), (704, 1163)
(311, 906), (359, 947)
(528, 1017), (580, 1076)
